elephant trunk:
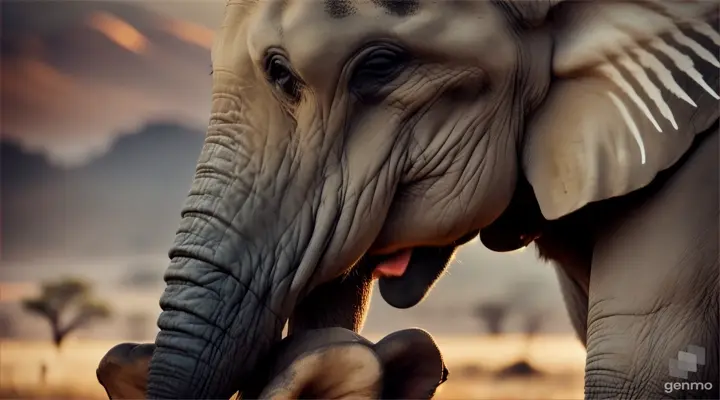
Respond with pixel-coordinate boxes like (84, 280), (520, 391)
(147, 252), (283, 399)
(147, 127), (314, 398)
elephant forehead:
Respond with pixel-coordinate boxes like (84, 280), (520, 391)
(244, 0), (516, 84)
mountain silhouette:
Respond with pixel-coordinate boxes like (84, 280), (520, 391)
(1, 140), (61, 189)
(2, 122), (205, 261)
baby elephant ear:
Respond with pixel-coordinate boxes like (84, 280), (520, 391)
(372, 328), (447, 399)
(254, 328), (382, 400)
(96, 343), (155, 399)
(258, 343), (382, 400)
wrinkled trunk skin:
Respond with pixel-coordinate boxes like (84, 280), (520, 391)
(147, 121), (315, 398)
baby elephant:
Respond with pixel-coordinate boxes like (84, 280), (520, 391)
(97, 327), (448, 399)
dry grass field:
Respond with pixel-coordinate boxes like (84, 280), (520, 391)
(0, 335), (586, 399)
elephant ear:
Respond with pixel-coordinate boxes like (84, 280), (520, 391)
(372, 328), (448, 399)
(96, 343), (155, 399)
(523, 0), (719, 220)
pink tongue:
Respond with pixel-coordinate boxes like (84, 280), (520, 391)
(373, 250), (412, 278)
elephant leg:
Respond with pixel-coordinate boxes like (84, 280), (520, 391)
(555, 265), (589, 347)
(534, 213), (593, 348)
(584, 131), (719, 399)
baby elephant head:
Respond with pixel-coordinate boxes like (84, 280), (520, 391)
(96, 343), (155, 399)
(97, 328), (447, 400)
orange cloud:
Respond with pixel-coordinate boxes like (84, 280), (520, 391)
(1, 56), (156, 164)
(160, 18), (215, 50)
(2, 58), (77, 110)
(87, 11), (149, 54)
(2, 6), (213, 166)
(1, 51), (210, 166)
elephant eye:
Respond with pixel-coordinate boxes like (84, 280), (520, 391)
(351, 47), (409, 97)
(264, 53), (302, 102)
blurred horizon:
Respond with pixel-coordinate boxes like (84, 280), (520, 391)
(0, 335), (587, 399)
(1, 0), (575, 344)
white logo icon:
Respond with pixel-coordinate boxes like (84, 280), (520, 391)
(669, 345), (706, 379)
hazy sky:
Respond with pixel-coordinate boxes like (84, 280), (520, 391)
(141, 1), (226, 28)
(2, 0), (225, 166)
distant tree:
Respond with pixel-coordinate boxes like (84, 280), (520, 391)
(522, 310), (544, 338)
(22, 277), (111, 349)
(473, 301), (512, 336)
(520, 310), (544, 357)
(496, 309), (546, 378)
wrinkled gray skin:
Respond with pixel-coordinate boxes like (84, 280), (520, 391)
(145, 0), (719, 399)
(98, 328), (447, 399)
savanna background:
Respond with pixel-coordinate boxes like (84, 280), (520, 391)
(0, 1), (586, 398)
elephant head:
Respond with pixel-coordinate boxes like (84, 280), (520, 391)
(148, 0), (719, 397)
(98, 328), (446, 399)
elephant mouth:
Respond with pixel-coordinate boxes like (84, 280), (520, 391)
(370, 250), (414, 279)
(366, 230), (479, 309)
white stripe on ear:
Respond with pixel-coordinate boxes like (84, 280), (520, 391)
(633, 47), (697, 108)
(671, 30), (720, 68)
(651, 38), (720, 99)
(598, 63), (663, 132)
(607, 91), (647, 165)
(691, 22), (720, 47)
(617, 54), (678, 129)
(651, 1), (720, 46)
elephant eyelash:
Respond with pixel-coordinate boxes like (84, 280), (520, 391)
(209, 64), (213, 76)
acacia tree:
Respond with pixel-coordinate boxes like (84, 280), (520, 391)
(22, 278), (111, 349)
(473, 301), (512, 336)
(522, 310), (544, 338)
(520, 310), (544, 359)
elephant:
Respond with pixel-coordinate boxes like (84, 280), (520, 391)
(142, 0), (719, 399)
(97, 327), (447, 399)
